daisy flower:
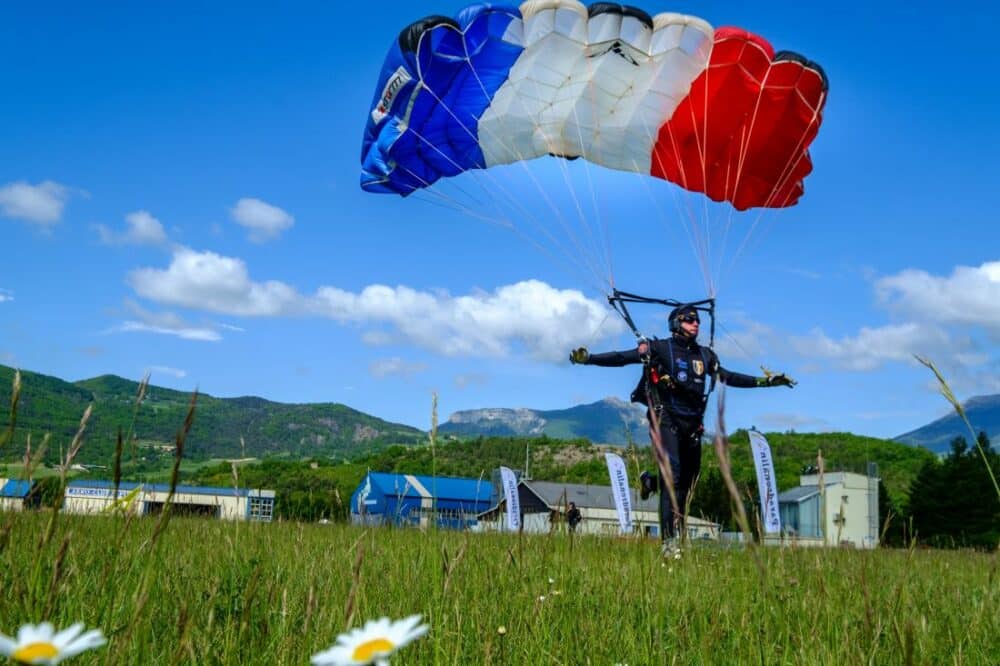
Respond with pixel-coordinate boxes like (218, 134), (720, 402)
(311, 615), (428, 666)
(0, 622), (106, 665)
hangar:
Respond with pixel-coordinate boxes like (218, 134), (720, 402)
(64, 480), (275, 521)
(350, 472), (494, 529)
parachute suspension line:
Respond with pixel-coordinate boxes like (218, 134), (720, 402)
(424, 78), (611, 293)
(638, 113), (715, 296)
(402, 74), (611, 292)
(514, 49), (612, 290)
(658, 114), (715, 295)
(443, 36), (614, 291)
(726, 87), (828, 280)
(575, 41), (617, 290)
(607, 290), (718, 349)
(395, 128), (607, 295)
(714, 318), (760, 364)
(702, 63), (715, 292)
(507, 66), (613, 291)
(562, 60), (614, 292)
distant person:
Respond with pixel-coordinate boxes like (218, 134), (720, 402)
(567, 502), (582, 533)
(569, 304), (794, 547)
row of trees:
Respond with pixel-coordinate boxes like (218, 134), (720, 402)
(885, 433), (999, 548)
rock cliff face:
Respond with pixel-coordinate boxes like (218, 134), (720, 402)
(440, 397), (647, 445)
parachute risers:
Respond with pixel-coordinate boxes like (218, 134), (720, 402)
(608, 289), (719, 413)
(607, 289), (716, 348)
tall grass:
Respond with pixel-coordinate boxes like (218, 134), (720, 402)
(915, 356), (1000, 503)
(0, 513), (997, 664)
(1, 366), (998, 664)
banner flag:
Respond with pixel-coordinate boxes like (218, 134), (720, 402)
(749, 430), (782, 534)
(604, 452), (633, 534)
(499, 466), (521, 531)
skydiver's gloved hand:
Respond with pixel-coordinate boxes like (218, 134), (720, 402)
(569, 347), (590, 364)
(757, 373), (797, 388)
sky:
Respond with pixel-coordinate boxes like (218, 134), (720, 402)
(1, 1), (998, 441)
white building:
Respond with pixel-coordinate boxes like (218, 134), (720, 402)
(478, 479), (721, 540)
(0, 478), (34, 512)
(774, 471), (879, 549)
(64, 480), (275, 521)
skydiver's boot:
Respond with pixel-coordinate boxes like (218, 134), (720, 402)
(639, 471), (657, 500)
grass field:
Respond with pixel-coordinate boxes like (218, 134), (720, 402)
(1, 510), (997, 665)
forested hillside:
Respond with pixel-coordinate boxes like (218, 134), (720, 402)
(0, 365), (423, 464)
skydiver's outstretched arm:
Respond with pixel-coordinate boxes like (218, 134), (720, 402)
(717, 366), (760, 388)
(568, 347), (642, 367)
(708, 350), (796, 388)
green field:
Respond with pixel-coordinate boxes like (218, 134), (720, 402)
(1, 511), (996, 664)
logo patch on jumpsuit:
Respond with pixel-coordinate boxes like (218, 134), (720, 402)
(693, 360), (704, 376)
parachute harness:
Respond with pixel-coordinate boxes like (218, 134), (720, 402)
(607, 289), (718, 410)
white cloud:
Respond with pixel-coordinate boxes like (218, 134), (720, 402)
(97, 210), (168, 246)
(110, 301), (222, 342)
(784, 261), (1000, 393)
(128, 247), (304, 316)
(369, 357), (428, 378)
(149, 365), (187, 379)
(312, 279), (623, 361)
(128, 248), (622, 360)
(875, 261), (1000, 335)
(790, 323), (952, 371)
(0, 289), (12, 303)
(230, 198), (294, 242)
(0, 180), (71, 225)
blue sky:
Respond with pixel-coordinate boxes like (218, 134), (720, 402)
(1, 1), (998, 441)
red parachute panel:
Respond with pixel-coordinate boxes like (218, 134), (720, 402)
(651, 27), (827, 210)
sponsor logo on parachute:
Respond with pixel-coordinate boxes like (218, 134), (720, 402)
(371, 66), (413, 124)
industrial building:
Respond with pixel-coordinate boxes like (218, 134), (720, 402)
(0, 478), (35, 512)
(477, 479), (722, 540)
(64, 480), (275, 521)
(350, 472), (494, 529)
(775, 470), (880, 548)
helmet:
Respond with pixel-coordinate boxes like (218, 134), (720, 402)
(668, 304), (700, 334)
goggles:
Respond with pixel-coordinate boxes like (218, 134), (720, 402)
(677, 312), (700, 324)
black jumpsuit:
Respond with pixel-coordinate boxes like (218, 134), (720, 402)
(584, 334), (759, 539)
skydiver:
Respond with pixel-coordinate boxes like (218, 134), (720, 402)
(568, 304), (794, 548)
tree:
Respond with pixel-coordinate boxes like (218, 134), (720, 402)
(907, 434), (1000, 549)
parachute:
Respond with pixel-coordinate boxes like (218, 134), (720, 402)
(360, 1), (827, 211)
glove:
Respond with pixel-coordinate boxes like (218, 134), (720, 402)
(569, 347), (590, 364)
(757, 373), (796, 388)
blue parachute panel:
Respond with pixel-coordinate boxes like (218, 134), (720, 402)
(360, 4), (523, 195)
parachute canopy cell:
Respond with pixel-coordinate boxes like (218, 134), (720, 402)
(360, 1), (828, 210)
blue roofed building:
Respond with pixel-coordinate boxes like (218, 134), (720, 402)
(0, 478), (35, 512)
(350, 472), (494, 530)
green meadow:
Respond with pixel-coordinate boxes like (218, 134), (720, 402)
(1, 510), (997, 665)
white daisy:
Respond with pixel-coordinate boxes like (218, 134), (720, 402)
(0, 622), (106, 665)
(311, 615), (428, 666)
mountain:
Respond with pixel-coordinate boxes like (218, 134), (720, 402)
(894, 394), (1000, 453)
(439, 397), (648, 445)
(0, 365), (424, 464)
